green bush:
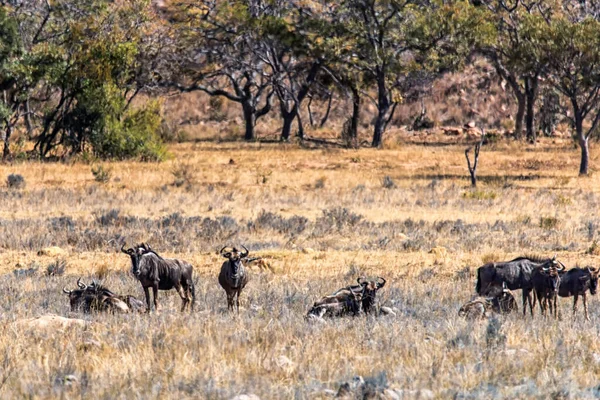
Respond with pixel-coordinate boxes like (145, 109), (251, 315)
(90, 100), (167, 161)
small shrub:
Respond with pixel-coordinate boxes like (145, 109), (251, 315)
(171, 163), (196, 188)
(540, 216), (560, 230)
(314, 177), (326, 189)
(91, 165), (112, 183)
(6, 173), (25, 189)
(208, 96), (227, 122)
(255, 168), (273, 184)
(555, 194), (572, 206)
(463, 190), (497, 201)
(382, 176), (396, 189)
(46, 259), (66, 276)
(90, 100), (167, 161)
(587, 240), (600, 256)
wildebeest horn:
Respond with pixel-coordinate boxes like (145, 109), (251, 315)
(377, 277), (386, 287)
(77, 278), (86, 289)
(121, 243), (128, 254)
(552, 254), (557, 261)
(240, 245), (249, 257)
(62, 287), (71, 294)
(220, 246), (229, 255)
(542, 267), (550, 271)
(557, 261), (566, 271)
(357, 276), (367, 285)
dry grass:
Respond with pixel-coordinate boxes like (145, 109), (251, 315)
(2, 139), (600, 398)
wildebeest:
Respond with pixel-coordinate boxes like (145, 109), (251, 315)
(63, 278), (130, 313)
(307, 287), (364, 318)
(532, 264), (564, 318)
(459, 284), (517, 319)
(558, 266), (599, 321)
(122, 242), (195, 312)
(332, 277), (386, 314)
(218, 245), (250, 312)
(475, 255), (565, 316)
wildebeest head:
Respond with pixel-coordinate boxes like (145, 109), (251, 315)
(356, 276), (386, 312)
(543, 265), (563, 292)
(121, 242), (147, 276)
(220, 245), (249, 273)
(583, 266), (599, 295)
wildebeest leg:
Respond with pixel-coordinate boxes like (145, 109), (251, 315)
(226, 291), (234, 311)
(552, 295), (558, 319)
(175, 284), (188, 312)
(573, 294), (579, 319)
(235, 289), (240, 313)
(536, 290), (545, 317)
(143, 287), (151, 313)
(583, 293), (590, 321)
(152, 285), (159, 312)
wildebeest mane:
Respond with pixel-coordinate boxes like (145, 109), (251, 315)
(509, 255), (552, 263)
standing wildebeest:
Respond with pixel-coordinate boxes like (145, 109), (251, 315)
(218, 245), (250, 312)
(122, 242), (195, 312)
(307, 287), (364, 318)
(532, 264), (564, 318)
(475, 255), (565, 316)
(332, 277), (386, 314)
(558, 266), (599, 321)
(63, 278), (130, 313)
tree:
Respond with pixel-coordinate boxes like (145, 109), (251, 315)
(330, 0), (492, 147)
(170, 1), (274, 141)
(479, 1), (549, 142)
(537, 15), (600, 175)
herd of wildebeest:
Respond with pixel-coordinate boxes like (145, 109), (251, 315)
(60, 243), (599, 321)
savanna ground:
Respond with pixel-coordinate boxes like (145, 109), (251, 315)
(3, 136), (600, 399)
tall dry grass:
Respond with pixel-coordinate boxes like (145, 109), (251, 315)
(1, 140), (600, 398)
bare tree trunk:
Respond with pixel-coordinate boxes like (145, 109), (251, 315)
(514, 92), (525, 140)
(576, 115), (589, 175)
(242, 101), (256, 141)
(465, 131), (485, 186)
(319, 93), (333, 128)
(349, 85), (360, 147)
(3, 123), (12, 160)
(525, 77), (538, 143)
(280, 105), (295, 142)
(24, 98), (33, 138)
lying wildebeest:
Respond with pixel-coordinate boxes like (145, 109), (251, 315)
(459, 283), (517, 319)
(218, 245), (250, 312)
(475, 255), (565, 316)
(332, 277), (386, 314)
(63, 278), (130, 313)
(558, 266), (599, 321)
(122, 242), (195, 312)
(532, 264), (564, 318)
(307, 287), (364, 319)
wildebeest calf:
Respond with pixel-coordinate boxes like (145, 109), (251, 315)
(459, 284), (517, 319)
(332, 276), (386, 314)
(558, 266), (599, 321)
(307, 287), (363, 318)
(532, 265), (564, 318)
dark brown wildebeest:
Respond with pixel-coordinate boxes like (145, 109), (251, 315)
(558, 266), (599, 321)
(332, 277), (386, 314)
(122, 242), (195, 312)
(459, 283), (517, 319)
(532, 264), (564, 318)
(218, 245), (250, 312)
(63, 278), (130, 313)
(307, 287), (364, 318)
(475, 255), (565, 316)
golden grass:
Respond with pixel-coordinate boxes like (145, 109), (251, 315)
(1, 138), (600, 398)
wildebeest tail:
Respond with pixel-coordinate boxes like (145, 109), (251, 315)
(190, 279), (196, 309)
